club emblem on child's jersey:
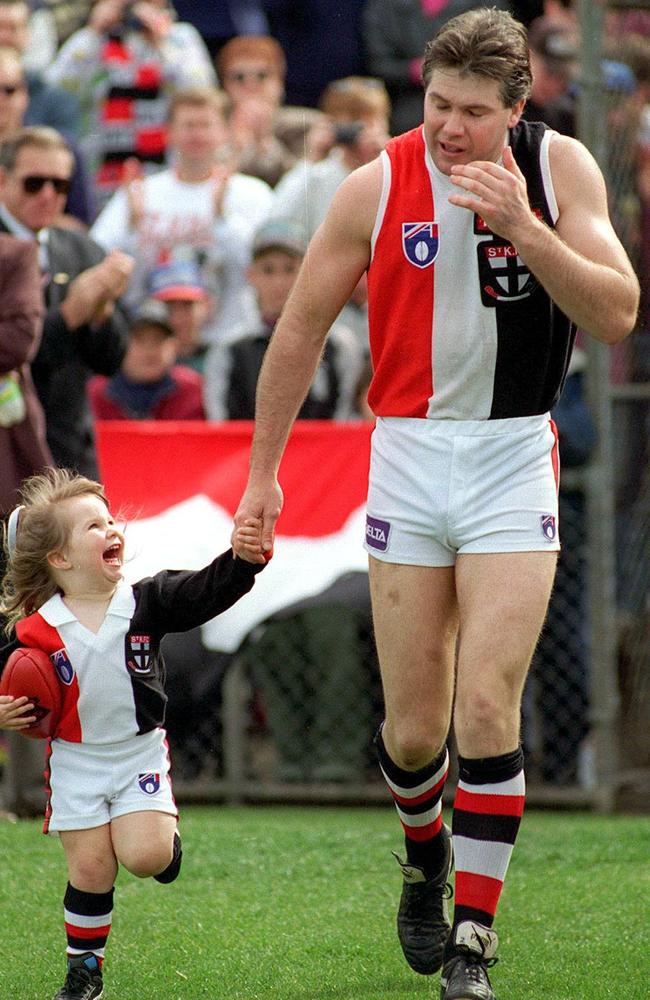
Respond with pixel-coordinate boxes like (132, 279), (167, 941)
(477, 240), (537, 305)
(138, 772), (160, 794)
(402, 222), (439, 268)
(366, 515), (391, 552)
(541, 514), (557, 541)
(127, 634), (151, 673)
(51, 648), (74, 685)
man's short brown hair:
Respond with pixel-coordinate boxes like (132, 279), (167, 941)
(167, 86), (230, 124)
(422, 8), (532, 107)
(0, 125), (72, 172)
(319, 76), (390, 122)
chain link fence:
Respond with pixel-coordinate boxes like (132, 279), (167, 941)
(161, 4), (649, 811)
(1, 6), (646, 820)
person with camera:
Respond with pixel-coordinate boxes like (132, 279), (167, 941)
(269, 76), (391, 244)
(45, 0), (215, 211)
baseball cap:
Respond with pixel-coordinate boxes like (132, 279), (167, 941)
(528, 18), (577, 69)
(147, 261), (208, 302)
(130, 299), (174, 337)
(252, 219), (307, 259)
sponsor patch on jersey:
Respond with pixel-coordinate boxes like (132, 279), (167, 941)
(51, 648), (74, 685)
(402, 222), (439, 268)
(474, 206), (543, 235)
(541, 513), (557, 541)
(477, 239), (537, 305)
(127, 634), (151, 673)
(138, 772), (160, 795)
(366, 515), (391, 552)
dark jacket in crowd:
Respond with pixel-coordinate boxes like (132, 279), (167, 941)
(24, 69), (81, 141)
(0, 222), (128, 479)
(264, 0), (366, 108)
(89, 365), (205, 421)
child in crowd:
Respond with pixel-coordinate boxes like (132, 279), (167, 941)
(0, 467), (267, 1000)
(203, 218), (364, 420)
(147, 260), (213, 373)
(88, 299), (205, 420)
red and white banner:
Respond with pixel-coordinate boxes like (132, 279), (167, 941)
(96, 421), (372, 651)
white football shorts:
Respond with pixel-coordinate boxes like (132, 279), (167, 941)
(45, 727), (177, 834)
(365, 414), (560, 566)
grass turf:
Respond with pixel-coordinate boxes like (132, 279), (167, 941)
(0, 806), (648, 999)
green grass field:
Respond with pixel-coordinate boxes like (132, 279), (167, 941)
(0, 806), (648, 1000)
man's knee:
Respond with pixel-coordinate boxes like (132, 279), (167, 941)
(384, 719), (447, 771)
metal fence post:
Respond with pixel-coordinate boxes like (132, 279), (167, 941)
(221, 653), (250, 803)
(577, 0), (621, 811)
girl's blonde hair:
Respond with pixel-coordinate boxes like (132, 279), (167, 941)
(1, 468), (108, 635)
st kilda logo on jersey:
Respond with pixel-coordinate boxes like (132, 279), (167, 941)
(402, 222), (439, 268)
(127, 634), (151, 673)
(475, 208), (541, 305)
(477, 239), (537, 305)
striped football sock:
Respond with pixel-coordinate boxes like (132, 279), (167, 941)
(376, 727), (449, 877)
(451, 748), (525, 930)
(63, 883), (114, 967)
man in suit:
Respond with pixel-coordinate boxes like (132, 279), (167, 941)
(0, 126), (133, 477)
(0, 231), (50, 821)
(0, 232), (48, 518)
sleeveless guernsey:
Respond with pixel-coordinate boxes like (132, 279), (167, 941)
(366, 120), (576, 420)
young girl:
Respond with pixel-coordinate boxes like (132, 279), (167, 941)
(0, 468), (267, 1000)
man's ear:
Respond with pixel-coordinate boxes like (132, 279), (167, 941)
(47, 550), (71, 571)
(508, 98), (526, 130)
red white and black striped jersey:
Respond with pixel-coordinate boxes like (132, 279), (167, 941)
(1, 551), (263, 745)
(366, 120), (576, 420)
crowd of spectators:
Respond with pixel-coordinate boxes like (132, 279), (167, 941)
(1, 0), (649, 799)
(2, 0), (648, 440)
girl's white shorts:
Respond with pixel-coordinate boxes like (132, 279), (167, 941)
(45, 727), (177, 834)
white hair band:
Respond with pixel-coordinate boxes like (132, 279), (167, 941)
(6, 504), (24, 556)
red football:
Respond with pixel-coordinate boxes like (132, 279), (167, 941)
(0, 648), (62, 739)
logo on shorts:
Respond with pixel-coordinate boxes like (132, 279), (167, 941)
(541, 513), (557, 541)
(51, 648), (74, 685)
(127, 634), (151, 673)
(366, 515), (391, 552)
(138, 772), (160, 795)
(402, 222), (439, 268)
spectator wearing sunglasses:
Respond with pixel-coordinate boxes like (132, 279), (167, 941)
(0, 126), (134, 478)
(216, 35), (296, 187)
(0, 45), (95, 227)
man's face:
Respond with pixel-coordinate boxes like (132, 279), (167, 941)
(0, 3), (28, 53)
(0, 60), (27, 135)
(0, 146), (73, 231)
(168, 105), (230, 165)
(221, 58), (284, 108)
(423, 68), (524, 175)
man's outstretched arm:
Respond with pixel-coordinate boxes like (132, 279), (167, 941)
(233, 160), (381, 553)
